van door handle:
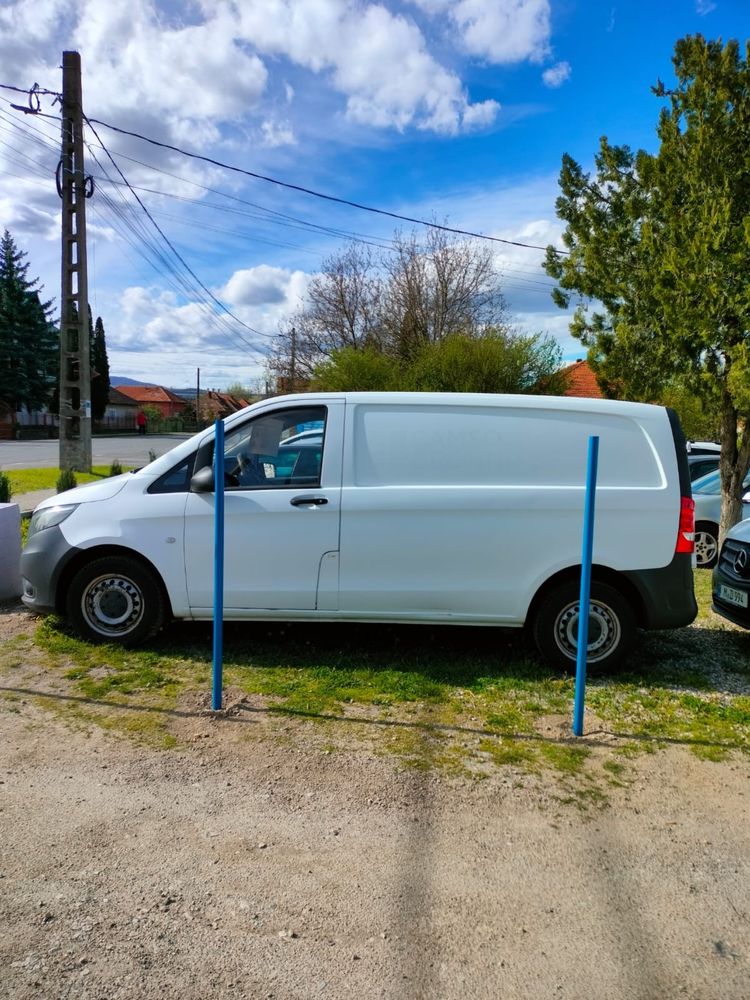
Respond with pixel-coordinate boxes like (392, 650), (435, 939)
(290, 495), (328, 507)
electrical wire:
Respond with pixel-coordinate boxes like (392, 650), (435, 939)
(84, 142), (269, 358)
(2, 98), (562, 284)
(83, 114), (568, 254)
(81, 116), (274, 351)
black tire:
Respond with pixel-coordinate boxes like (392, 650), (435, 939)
(66, 556), (166, 646)
(694, 521), (719, 569)
(532, 580), (635, 672)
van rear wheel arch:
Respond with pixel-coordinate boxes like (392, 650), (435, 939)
(527, 569), (641, 673)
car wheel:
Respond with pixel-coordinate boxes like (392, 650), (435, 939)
(694, 521), (719, 569)
(66, 556), (166, 645)
(532, 580), (635, 672)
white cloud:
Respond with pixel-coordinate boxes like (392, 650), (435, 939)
(72, 1), (268, 122)
(260, 119), (297, 147)
(227, 0), (499, 134)
(412, 0), (552, 64)
(542, 61), (571, 88)
(107, 285), (269, 384)
(222, 265), (307, 307)
(695, 1), (716, 14)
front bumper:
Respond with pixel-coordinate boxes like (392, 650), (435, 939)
(712, 535), (750, 630)
(20, 524), (80, 614)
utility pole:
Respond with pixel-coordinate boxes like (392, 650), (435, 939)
(196, 366), (201, 429)
(58, 50), (93, 472)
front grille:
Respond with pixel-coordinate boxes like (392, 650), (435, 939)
(719, 536), (750, 581)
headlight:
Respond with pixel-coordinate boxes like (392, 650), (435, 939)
(27, 504), (78, 540)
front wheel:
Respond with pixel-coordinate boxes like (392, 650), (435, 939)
(694, 521), (719, 569)
(66, 556), (166, 645)
(532, 580), (635, 672)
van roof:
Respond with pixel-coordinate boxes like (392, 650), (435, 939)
(261, 390), (665, 416)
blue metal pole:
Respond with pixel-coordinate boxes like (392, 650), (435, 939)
(573, 435), (599, 737)
(211, 418), (225, 711)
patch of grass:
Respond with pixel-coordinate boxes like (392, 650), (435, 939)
(538, 742), (590, 775)
(8, 566), (749, 787)
(478, 737), (538, 769)
(8, 465), (135, 494)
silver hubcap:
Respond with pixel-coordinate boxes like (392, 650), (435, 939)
(694, 530), (718, 567)
(81, 574), (144, 637)
(554, 599), (621, 663)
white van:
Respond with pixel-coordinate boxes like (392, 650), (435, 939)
(21, 392), (697, 670)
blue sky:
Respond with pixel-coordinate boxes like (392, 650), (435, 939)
(0, 0), (748, 389)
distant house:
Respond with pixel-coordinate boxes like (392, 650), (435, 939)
(1, 403), (57, 440)
(99, 387), (139, 432)
(116, 384), (189, 419)
(562, 360), (605, 399)
(199, 390), (252, 421)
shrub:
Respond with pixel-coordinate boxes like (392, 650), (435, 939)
(56, 469), (78, 494)
(0, 470), (11, 503)
(109, 459), (123, 477)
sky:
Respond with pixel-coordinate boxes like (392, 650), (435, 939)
(0, 0), (748, 391)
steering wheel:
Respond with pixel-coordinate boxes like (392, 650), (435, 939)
(231, 452), (268, 486)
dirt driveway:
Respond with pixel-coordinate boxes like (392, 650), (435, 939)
(1, 603), (749, 1000)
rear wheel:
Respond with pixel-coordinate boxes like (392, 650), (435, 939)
(66, 556), (166, 645)
(694, 521), (719, 569)
(532, 580), (635, 672)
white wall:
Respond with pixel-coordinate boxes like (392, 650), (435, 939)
(0, 504), (22, 600)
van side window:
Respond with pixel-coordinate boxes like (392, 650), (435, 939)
(221, 406), (326, 489)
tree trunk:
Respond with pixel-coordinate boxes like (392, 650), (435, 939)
(718, 385), (750, 547)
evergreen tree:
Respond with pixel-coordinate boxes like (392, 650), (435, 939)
(0, 230), (58, 413)
(545, 36), (750, 540)
(90, 309), (110, 421)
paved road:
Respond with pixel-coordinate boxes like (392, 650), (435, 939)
(0, 434), (192, 470)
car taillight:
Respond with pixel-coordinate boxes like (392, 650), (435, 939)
(675, 496), (695, 554)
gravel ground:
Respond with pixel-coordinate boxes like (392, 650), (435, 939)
(1, 603), (749, 1000)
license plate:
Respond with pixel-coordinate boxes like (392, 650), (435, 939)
(719, 584), (748, 609)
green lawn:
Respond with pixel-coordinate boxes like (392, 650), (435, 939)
(5, 465), (133, 496)
(3, 567), (745, 788)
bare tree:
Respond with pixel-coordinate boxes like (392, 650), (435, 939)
(381, 228), (506, 358)
(266, 243), (382, 388)
(268, 227), (507, 386)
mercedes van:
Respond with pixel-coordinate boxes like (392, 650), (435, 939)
(21, 392), (697, 670)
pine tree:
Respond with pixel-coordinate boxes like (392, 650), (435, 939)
(545, 35), (750, 540)
(89, 308), (110, 421)
(0, 230), (58, 413)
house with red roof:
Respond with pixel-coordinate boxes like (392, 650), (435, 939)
(198, 390), (252, 421)
(561, 360), (605, 399)
(116, 384), (189, 419)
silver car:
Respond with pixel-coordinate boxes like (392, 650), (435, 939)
(692, 468), (750, 568)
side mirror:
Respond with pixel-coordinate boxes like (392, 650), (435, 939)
(190, 466), (215, 493)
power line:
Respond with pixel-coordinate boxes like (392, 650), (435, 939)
(84, 144), (269, 358)
(2, 89), (567, 256)
(84, 115), (567, 254)
(82, 115), (274, 349)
